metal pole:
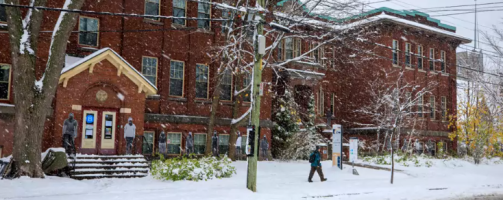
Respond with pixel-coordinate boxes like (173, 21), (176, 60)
(246, 0), (265, 192)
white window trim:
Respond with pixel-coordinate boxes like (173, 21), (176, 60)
(195, 63), (210, 99)
(144, 0), (161, 21)
(142, 56), (158, 87)
(392, 40), (399, 66)
(194, 133), (207, 155)
(78, 16), (100, 47)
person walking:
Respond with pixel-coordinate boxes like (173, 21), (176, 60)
(158, 131), (167, 158)
(235, 132), (242, 160)
(62, 113), (78, 156)
(212, 132), (219, 157)
(124, 117), (136, 155)
(308, 146), (327, 183)
(186, 132), (194, 156)
(260, 135), (269, 160)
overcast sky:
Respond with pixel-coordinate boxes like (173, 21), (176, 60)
(366, 0), (503, 57)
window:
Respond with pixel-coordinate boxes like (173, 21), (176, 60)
(0, 0), (6, 23)
(170, 61), (184, 97)
(220, 69), (232, 101)
(142, 131), (155, 155)
(294, 38), (302, 57)
(196, 64), (209, 99)
(194, 133), (206, 155)
(145, 0), (160, 20)
(173, 0), (186, 25)
(441, 51), (446, 73)
(79, 17), (99, 47)
(0, 64), (10, 100)
(318, 87), (324, 116)
(406, 92), (412, 113)
(392, 40), (399, 65)
(142, 57), (158, 87)
(332, 46), (336, 68)
(243, 72), (251, 102)
(319, 46), (325, 65)
(197, 0), (210, 29)
(285, 38), (293, 60)
(417, 45), (423, 70)
(218, 134), (229, 155)
(221, 9), (234, 33)
(418, 95), (423, 118)
(331, 93), (335, 115)
(441, 96), (447, 121)
(429, 48), (435, 71)
(277, 40), (283, 61)
(167, 133), (182, 154)
(405, 43), (411, 66)
(430, 96), (435, 120)
(313, 43), (319, 63)
(241, 135), (247, 154)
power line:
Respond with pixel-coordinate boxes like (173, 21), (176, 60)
(0, 3), (230, 21)
(431, 9), (503, 17)
(412, 1), (503, 11)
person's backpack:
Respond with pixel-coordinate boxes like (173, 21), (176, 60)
(309, 153), (316, 163)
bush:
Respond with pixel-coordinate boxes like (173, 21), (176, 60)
(151, 154), (236, 181)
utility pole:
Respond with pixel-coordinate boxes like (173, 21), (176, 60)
(247, 0), (265, 192)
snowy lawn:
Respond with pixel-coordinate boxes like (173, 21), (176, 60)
(1, 159), (503, 200)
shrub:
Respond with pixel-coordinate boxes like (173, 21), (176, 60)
(151, 154), (236, 181)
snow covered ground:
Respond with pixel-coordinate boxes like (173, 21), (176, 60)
(1, 158), (503, 200)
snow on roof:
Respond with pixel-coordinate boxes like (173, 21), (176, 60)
(62, 48), (157, 90)
(285, 68), (325, 76)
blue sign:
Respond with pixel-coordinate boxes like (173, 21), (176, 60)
(86, 114), (94, 124)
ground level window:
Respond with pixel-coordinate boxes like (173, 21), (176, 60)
(142, 131), (155, 155)
(219, 134), (229, 155)
(0, 64), (11, 100)
(167, 133), (182, 155)
(0, 0), (6, 23)
(194, 133), (206, 155)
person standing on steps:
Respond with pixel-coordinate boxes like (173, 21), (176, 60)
(260, 135), (269, 161)
(212, 132), (219, 157)
(124, 117), (136, 155)
(158, 131), (167, 158)
(62, 113), (78, 157)
(186, 132), (194, 156)
(235, 132), (242, 160)
(308, 146), (327, 183)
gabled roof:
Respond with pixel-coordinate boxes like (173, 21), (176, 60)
(59, 48), (157, 96)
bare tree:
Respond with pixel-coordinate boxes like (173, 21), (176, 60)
(358, 70), (434, 184)
(5, 0), (85, 177)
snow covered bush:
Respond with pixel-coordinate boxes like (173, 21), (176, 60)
(151, 155), (236, 181)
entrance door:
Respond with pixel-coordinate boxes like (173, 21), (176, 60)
(80, 109), (118, 155)
(100, 111), (117, 155)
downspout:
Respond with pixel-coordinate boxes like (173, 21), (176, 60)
(120, 0), (126, 55)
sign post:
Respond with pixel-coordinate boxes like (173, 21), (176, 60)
(332, 124), (342, 170)
(349, 137), (358, 163)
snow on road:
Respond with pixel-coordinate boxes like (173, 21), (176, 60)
(1, 159), (502, 200)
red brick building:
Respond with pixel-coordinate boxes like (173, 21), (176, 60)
(0, 1), (469, 157)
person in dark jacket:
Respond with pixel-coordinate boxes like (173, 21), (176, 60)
(308, 146), (327, 183)
(212, 132), (219, 157)
(186, 132), (194, 156)
(260, 135), (269, 160)
(158, 131), (167, 158)
(62, 113), (78, 156)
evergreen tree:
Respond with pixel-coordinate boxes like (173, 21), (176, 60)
(271, 90), (300, 158)
(282, 94), (326, 160)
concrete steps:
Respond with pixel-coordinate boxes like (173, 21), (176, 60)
(68, 154), (149, 180)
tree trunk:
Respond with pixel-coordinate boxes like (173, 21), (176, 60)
(229, 73), (248, 161)
(205, 72), (223, 156)
(6, 0), (85, 177)
(390, 131), (395, 184)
